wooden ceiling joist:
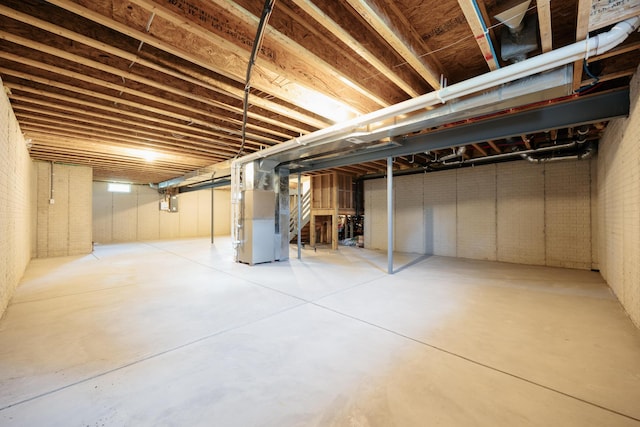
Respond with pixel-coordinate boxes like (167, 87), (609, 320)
(344, 0), (444, 91)
(580, 68), (637, 86)
(0, 64), (289, 146)
(573, 0), (592, 91)
(5, 83), (274, 150)
(287, 0), (420, 98)
(0, 33), (296, 140)
(21, 125), (221, 163)
(0, 0), (632, 183)
(486, 140), (501, 154)
(471, 143), (487, 156)
(14, 108), (240, 157)
(537, 0), (553, 53)
(126, 0), (382, 114)
(457, 0), (499, 71)
(17, 114), (235, 158)
(26, 134), (217, 170)
(0, 2), (328, 130)
(10, 95), (245, 151)
(44, 0), (360, 122)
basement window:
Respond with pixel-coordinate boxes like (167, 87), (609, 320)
(107, 183), (131, 193)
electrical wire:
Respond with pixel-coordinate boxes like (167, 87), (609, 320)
(374, 5), (538, 81)
(575, 59), (601, 94)
(235, 0), (276, 158)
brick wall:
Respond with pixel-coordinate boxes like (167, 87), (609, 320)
(92, 183), (230, 243)
(457, 165), (497, 261)
(34, 161), (93, 258)
(424, 169), (457, 256)
(545, 161), (592, 269)
(394, 174), (424, 253)
(497, 162), (545, 265)
(364, 178), (388, 250)
(597, 65), (640, 328)
(365, 159), (596, 269)
(0, 79), (35, 319)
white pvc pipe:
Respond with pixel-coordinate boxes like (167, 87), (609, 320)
(231, 17), (639, 171)
(230, 17), (638, 260)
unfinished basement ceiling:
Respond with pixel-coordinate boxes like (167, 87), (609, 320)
(0, 0), (639, 183)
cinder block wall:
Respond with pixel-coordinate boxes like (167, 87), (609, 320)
(0, 79), (35, 319)
(364, 158), (596, 270)
(597, 66), (640, 328)
(92, 183), (231, 243)
(34, 161), (93, 258)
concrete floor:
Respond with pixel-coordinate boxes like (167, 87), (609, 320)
(1, 238), (639, 426)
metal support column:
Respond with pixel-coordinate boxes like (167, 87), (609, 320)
(210, 173), (215, 244)
(387, 156), (393, 274)
(297, 172), (302, 260)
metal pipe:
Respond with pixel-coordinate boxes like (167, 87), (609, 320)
(387, 156), (393, 274)
(520, 141), (595, 163)
(230, 17), (638, 173)
(439, 146), (467, 161)
(210, 172), (215, 244)
(228, 16), (637, 262)
(236, 0), (276, 158)
(443, 140), (579, 165)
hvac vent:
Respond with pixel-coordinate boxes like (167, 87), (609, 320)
(494, 0), (538, 63)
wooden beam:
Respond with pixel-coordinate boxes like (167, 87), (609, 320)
(44, 0), (366, 121)
(16, 113), (234, 158)
(22, 125), (221, 164)
(573, 0), (592, 91)
(288, 0), (419, 98)
(471, 143), (487, 156)
(6, 89), (264, 161)
(132, 0), (383, 111)
(457, 0), (500, 70)
(589, 41), (640, 62)
(345, 0), (443, 90)
(10, 95), (244, 152)
(588, 0), (640, 32)
(3, 79), (277, 147)
(14, 106), (239, 156)
(0, 3), (325, 130)
(30, 150), (190, 183)
(537, 0), (553, 52)
(580, 68), (637, 86)
(26, 139), (213, 172)
(487, 140), (501, 154)
(0, 34), (292, 140)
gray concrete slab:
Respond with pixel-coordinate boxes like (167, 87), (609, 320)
(1, 237), (639, 426)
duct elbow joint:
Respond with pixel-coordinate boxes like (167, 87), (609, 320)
(440, 146), (467, 161)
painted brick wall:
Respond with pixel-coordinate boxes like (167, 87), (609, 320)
(497, 162), (545, 265)
(364, 178), (388, 250)
(545, 161), (592, 269)
(365, 160), (595, 269)
(92, 183), (231, 243)
(394, 174), (424, 253)
(34, 161), (93, 258)
(597, 65), (640, 328)
(424, 169), (457, 256)
(0, 80), (35, 319)
(457, 165), (497, 261)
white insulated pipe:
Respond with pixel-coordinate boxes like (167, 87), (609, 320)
(231, 17), (639, 172)
(439, 146), (467, 161)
